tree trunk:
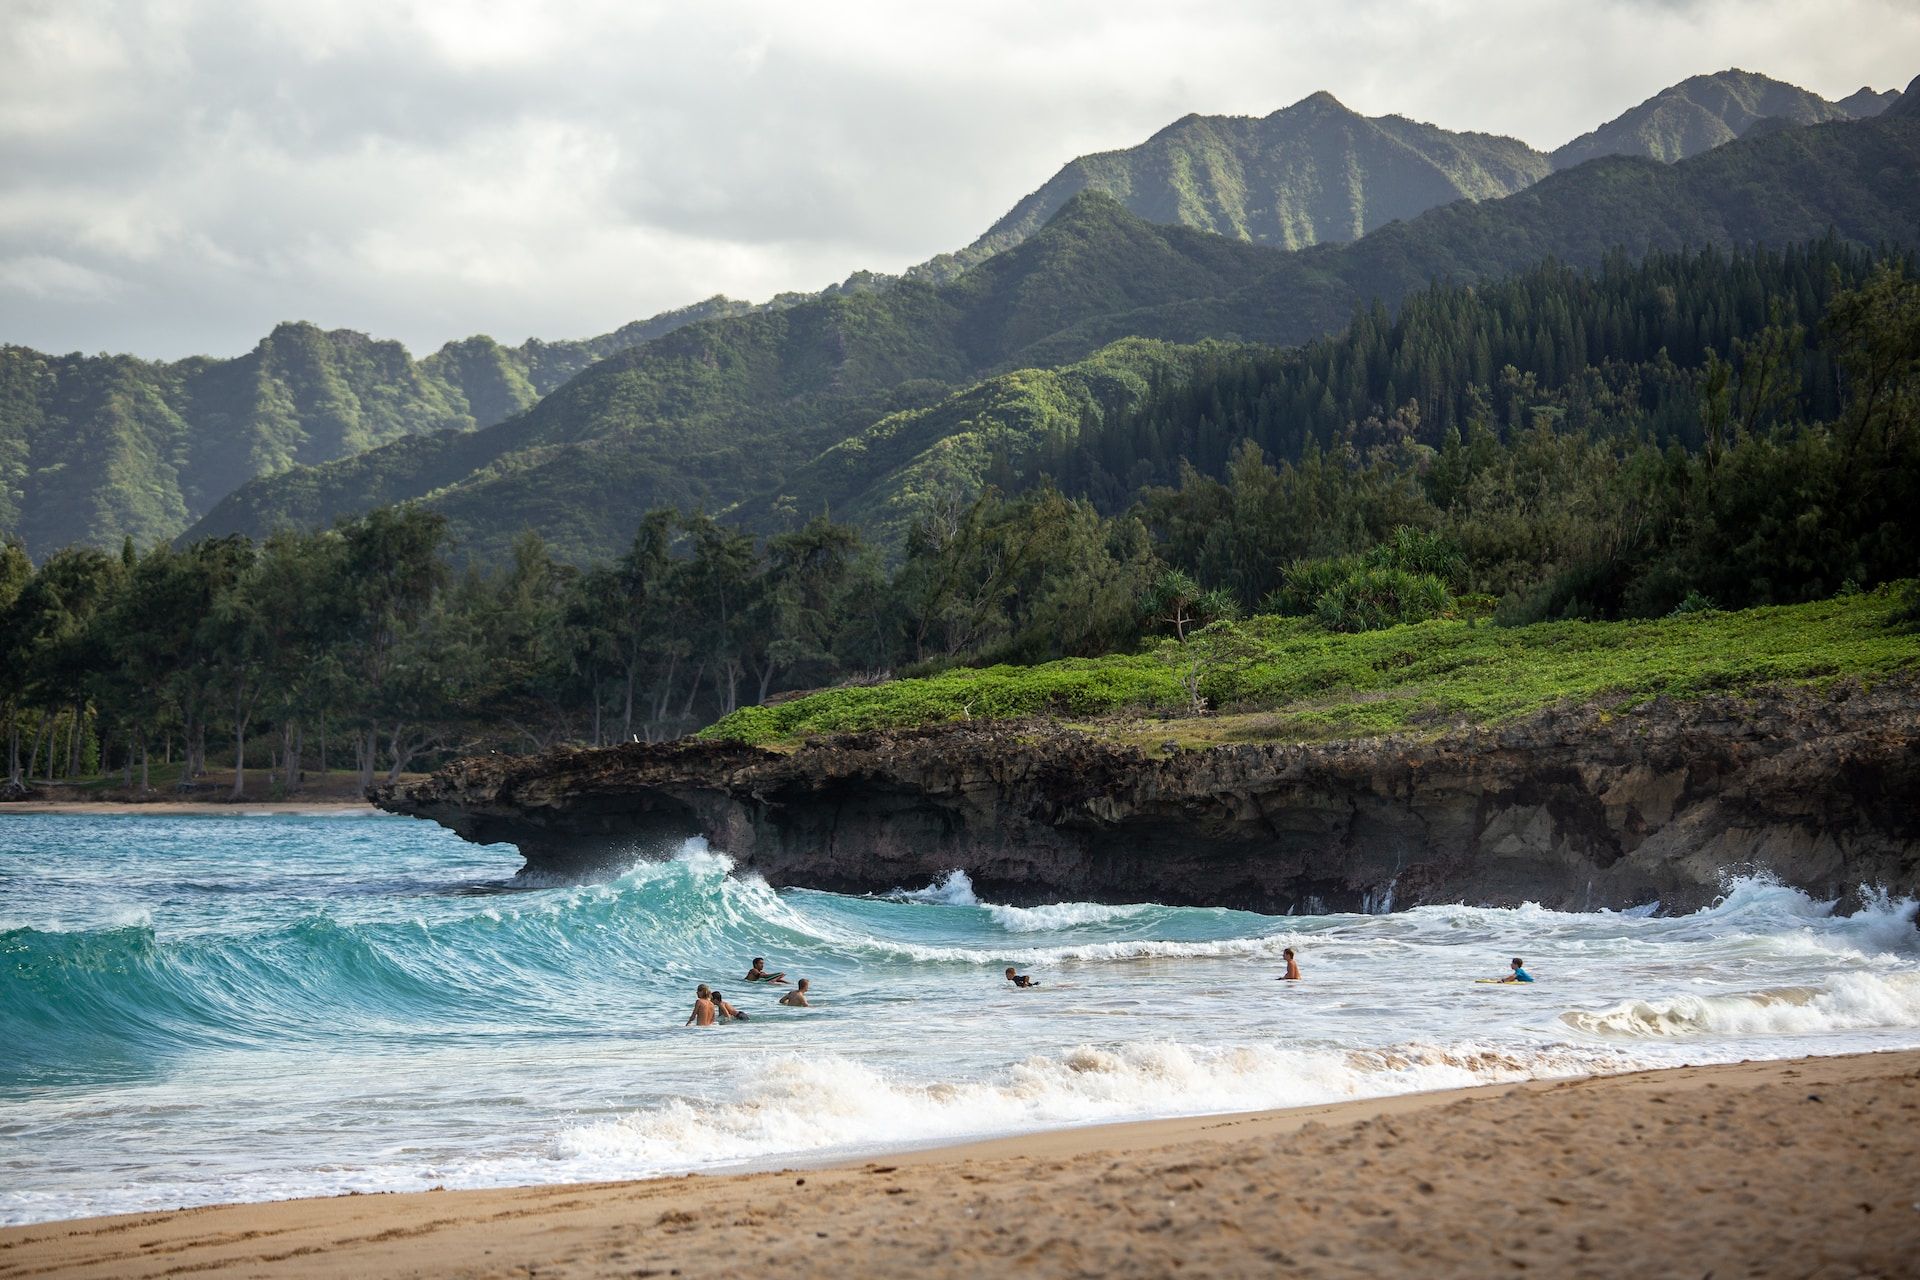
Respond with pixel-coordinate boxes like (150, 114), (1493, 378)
(622, 666), (636, 742)
(6, 710), (20, 789)
(591, 683), (603, 747)
(68, 702), (82, 778)
(356, 728), (377, 792)
(123, 736), (134, 788)
(26, 715), (47, 784)
(230, 714), (248, 799)
(140, 735), (150, 791)
(386, 725), (408, 783)
(679, 661), (706, 722)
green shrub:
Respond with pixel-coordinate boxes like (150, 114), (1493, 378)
(1313, 567), (1453, 633)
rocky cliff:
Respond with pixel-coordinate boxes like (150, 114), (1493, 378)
(375, 679), (1920, 914)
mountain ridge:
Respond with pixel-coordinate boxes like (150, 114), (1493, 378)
(914, 90), (1554, 280)
(1549, 68), (1854, 168)
(0, 297), (760, 555)
(188, 109), (1920, 563)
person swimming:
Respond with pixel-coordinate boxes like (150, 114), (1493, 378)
(745, 957), (789, 984)
(1278, 947), (1301, 980)
(1500, 957), (1534, 983)
(685, 984), (716, 1026)
(711, 989), (749, 1021)
(779, 978), (812, 1007)
(1004, 967), (1040, 988)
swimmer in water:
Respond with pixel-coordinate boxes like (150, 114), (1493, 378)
(685, 984), (716, 1026)
(1499, 957), (1534, 983)
(711, 989), (750, 1021)
(744, 957), (788, 984)
(1278, 947), (1301, 980)
(779, 978), (812, 1007)
(1005, 967), (1040, 988)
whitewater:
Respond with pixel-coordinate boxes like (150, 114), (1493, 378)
(3, 814), (1918, 1226)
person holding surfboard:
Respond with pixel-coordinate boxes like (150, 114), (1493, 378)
(1499, 957), (1534, 983)
(1005, 966), (1040, 988)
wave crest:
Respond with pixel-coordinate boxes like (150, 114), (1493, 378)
(1562, 972), (1920, 1038)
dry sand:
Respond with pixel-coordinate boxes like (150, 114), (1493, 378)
(4, 1050), (1917, 1279)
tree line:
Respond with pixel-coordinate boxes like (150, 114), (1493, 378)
(1, 242), (1914, 793)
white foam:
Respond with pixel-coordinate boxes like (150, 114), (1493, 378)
(1563, 971), (1920, 1039)
(984, 901), (1156, 932)
(554, 1039), (1643, 1174)
(887, 869), (980, 906)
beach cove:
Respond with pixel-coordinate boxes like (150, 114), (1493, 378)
(5, 812), (1919, 1235)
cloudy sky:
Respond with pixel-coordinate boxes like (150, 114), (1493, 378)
(3, 0), (1916, 360)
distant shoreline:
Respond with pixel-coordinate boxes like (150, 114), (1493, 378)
(5, 1049), (1915, 1277)
(0, 798), (379, 816)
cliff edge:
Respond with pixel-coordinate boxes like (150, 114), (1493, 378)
(374, 679), (1920, 914)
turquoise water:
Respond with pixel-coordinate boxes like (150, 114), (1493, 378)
(4, 813), (1918, 1225)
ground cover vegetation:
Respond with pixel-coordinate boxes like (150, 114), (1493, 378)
(2, 240), (1915, 788)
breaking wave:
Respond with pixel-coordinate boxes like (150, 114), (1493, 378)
(1562, 972), (1920, 1039)
(554, 1038), (1645, 1173)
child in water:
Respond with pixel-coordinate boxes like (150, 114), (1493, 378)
(779, 978), (812, 1007)
(1500, 957), (1534, 983)
(1005, 967), (1040, 988)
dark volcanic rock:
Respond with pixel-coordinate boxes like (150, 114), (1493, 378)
(375, 679), (1920, 913)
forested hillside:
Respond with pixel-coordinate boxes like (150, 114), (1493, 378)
(737, 107), (1920, 552)
(7, 241), (1915, 790)
(189, 199), (1285, 561)
(0, 296), (752, 555)
(6, 68), (1899, 564)
(191, 107), (1920, 564)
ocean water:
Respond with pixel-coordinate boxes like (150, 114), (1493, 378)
(4, 813), (1918, 1226)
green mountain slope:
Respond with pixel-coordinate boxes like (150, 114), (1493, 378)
(1885, 75), (1920, 120)
(917, 92), (1551, 279)
(0, 296), (751, 555)
(1550, 69), (1853, 168)
(187, 201), (1285, 562)
(189, 111), (1920, 565)
(1836, 86), (1900, 118)
(742, 337), (1228, 547)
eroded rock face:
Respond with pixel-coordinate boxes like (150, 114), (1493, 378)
(374, 680), (1920, 913)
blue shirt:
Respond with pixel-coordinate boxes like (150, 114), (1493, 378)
(1512, 967), (1533, 982)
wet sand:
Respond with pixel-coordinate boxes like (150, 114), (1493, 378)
(4, 1049), (1916, 1279)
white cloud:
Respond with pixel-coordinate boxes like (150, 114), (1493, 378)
(0, 254), (124, 301)
(0, 0), (1914, 358)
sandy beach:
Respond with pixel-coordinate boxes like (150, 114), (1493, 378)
(4, 1050), (1915, 1280)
